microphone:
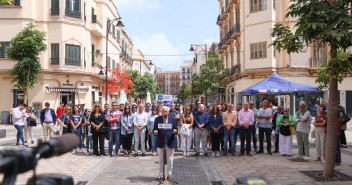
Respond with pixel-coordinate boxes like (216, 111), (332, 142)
(36, 134), (80, 159)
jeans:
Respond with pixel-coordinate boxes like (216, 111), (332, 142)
(251, 122), (258, 150)
(240, 126), (252, 153)
(223, 127), (235, 153)
(85, 134), (93, 151)
(15, 125), (25, 144)
(259, 127), (272, 152)
(109, 129), (121, 154)
(134, 127), (146, 154)
(151, 133), (157, 153)
(296, 131), (309, 157)
(71, 127), (82, 149)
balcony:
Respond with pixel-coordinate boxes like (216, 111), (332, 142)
(225, 0), (234, 12)
(90, 18), (103, 38)
(65, 58), (81, 66)
(50, 8), (60, 16)
(50, 58), (59, 65)
(225, 64), (241, 81)
(231, 64), (241, 75)
(217, 37), (227, 53)
(121, 50), (133, 64)
(65, 9), (81, 19)
(220, 7), (228, 20)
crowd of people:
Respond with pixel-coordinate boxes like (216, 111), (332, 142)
(12, 99), (349, 166)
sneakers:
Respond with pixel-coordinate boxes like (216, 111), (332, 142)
(303, 156), (310, 160)
(294, 155), (302, 159)
(24, 143), (29, 147)
(183, 152), (187, 157)
(134, 153), (138, 157)
(268, 151), (272, 155)
(142, 153), (146, 157)
(212, 152), (215, 157)
(216, 151), (220, 157)
(256, 150), (264, 154)
(194, 153), (200, 156)
(72, 149), (76, 154)
(247, 153), (253, 157)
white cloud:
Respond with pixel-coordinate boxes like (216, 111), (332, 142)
(113, 0), (161, 12)
(132, 33), (185, 71)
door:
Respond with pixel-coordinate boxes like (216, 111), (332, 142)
(60, 92), (75, 106)
(346, 91), (352, 117)
(13, 89), (24, 108)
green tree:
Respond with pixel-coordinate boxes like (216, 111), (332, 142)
(195, 51), (227, 104)
(177, 82), (192, 104)
(1, 0), (14, 5)
(126, 70), (160, 101)
(7, 22), (47, 105)
(270, 0), (352, 178)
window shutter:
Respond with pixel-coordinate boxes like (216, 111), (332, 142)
(76, 0), (81, 12)
(92, 45), (95, 65)
(116, 30), (120, 40)
(66, 0), (69, 10)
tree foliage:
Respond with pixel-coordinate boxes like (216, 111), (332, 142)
(270, 0), (352, 178)
(126, 70), (160, 100)
(192, 51), (227, 99)
(101, 67), (134, 96)
(7, 22), (47, 104)
(1, 0), (14, 5)
(177, 82), (192, 103)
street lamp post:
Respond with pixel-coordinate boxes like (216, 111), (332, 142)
(189, 44), (208, 104)
(105, 17), (124, 104)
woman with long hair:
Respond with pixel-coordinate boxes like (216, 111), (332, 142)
(71, 105), (82, 153)
(24, 106), (36, 145)
(121, 105), (134, 157)
(82, 109), (93, 154)
(148, 106), (159, 156)
(157, 104), (162, 115)
(209, 106), (222, 157)
(180, 105), (194, 156)
(57, 105), (73, 134)
(90, 103), (106, 156)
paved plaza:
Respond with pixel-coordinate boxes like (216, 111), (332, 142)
(1, 122), (352, 185)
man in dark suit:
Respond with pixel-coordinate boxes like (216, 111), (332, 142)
(40, 102), (57, 141)
(153, 106), (178, 181)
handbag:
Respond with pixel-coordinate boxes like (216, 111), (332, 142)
(290, 126), (295, 135)
(26, 117), (37, 126)
(180, 125), (190, 136)
(341, 114), (350, 125)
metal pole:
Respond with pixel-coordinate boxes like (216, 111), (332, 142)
(105, 19), (109, 104)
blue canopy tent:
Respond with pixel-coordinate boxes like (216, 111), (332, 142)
(241, 72), (320, 95)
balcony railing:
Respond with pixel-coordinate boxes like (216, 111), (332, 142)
(225, 0), (233, 12)
(50, 8), (60, 15)
(65, 9), (81, 19)
(50, 58), (59, 65)
(218, 37), (227, 50)
(230, 23), (240, 36)
(122, 50), (133, 63)
(65, 58), (81, 66)
(310, 57), (327, 68)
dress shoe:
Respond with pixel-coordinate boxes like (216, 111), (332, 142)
(256, 151), (264, 154)
(268, 151), (272, 155)
(247, 153), (253, 157)
(239, 152), (244, 156)
(223, 152), (227, 156)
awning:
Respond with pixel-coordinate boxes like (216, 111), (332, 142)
(241, 72), (320, 95)
(46, 87), (89, 92)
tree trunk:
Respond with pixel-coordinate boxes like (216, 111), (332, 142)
(211, 91), (214, 105)
(323, 50), (338, 178)
(24, 66), (31, 105)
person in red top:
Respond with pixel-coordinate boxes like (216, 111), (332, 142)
(56, 102), (64, 118)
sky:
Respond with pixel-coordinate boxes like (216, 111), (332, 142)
(113, 0), (219, 71)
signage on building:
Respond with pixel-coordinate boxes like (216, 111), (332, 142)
(156, 94), (173, 102)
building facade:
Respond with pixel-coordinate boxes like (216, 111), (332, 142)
(132, 49), (152, 76)
(216, 0), (352, 114)
(180, 60), (192, 87)
(156, 70), (180, 96)
(0, 0), (133, 115)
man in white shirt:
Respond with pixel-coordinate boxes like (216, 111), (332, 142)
(12, 103), (27, 146)
(133, 104), (149, 156)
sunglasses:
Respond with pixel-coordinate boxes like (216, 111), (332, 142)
(249, 104), (254, 105)
(95, 106), (100, 107)
(113, 105), (118, 106)
(67, 109), (71, 110)
(132, 107), (137, 108)
(284, 110), (288, 112)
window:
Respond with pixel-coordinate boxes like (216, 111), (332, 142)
(112, 26), (115, 36)
(92, 8), (97, 23)
(273, 0), (275, 10)
(250, 41), (267, 60)
(51, 0), (59, 15)
(250, 0), (266, 13)
(0, 42), (11, 58)
(108, 19), (111, 31)
(91, 45), (95, 65)
(311, 40), (327, 67)
(51, 43), (59, 65)
(65, 0), (81, 19)
(65, 44), (81, 66)
(84, 2), (86, 21)
(84, 47), (86, 68)
(116, 30), (120, 40)
(0, 0), (20, 6)
(107, 57), (111, 69)
(112, 60), (115, 69)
